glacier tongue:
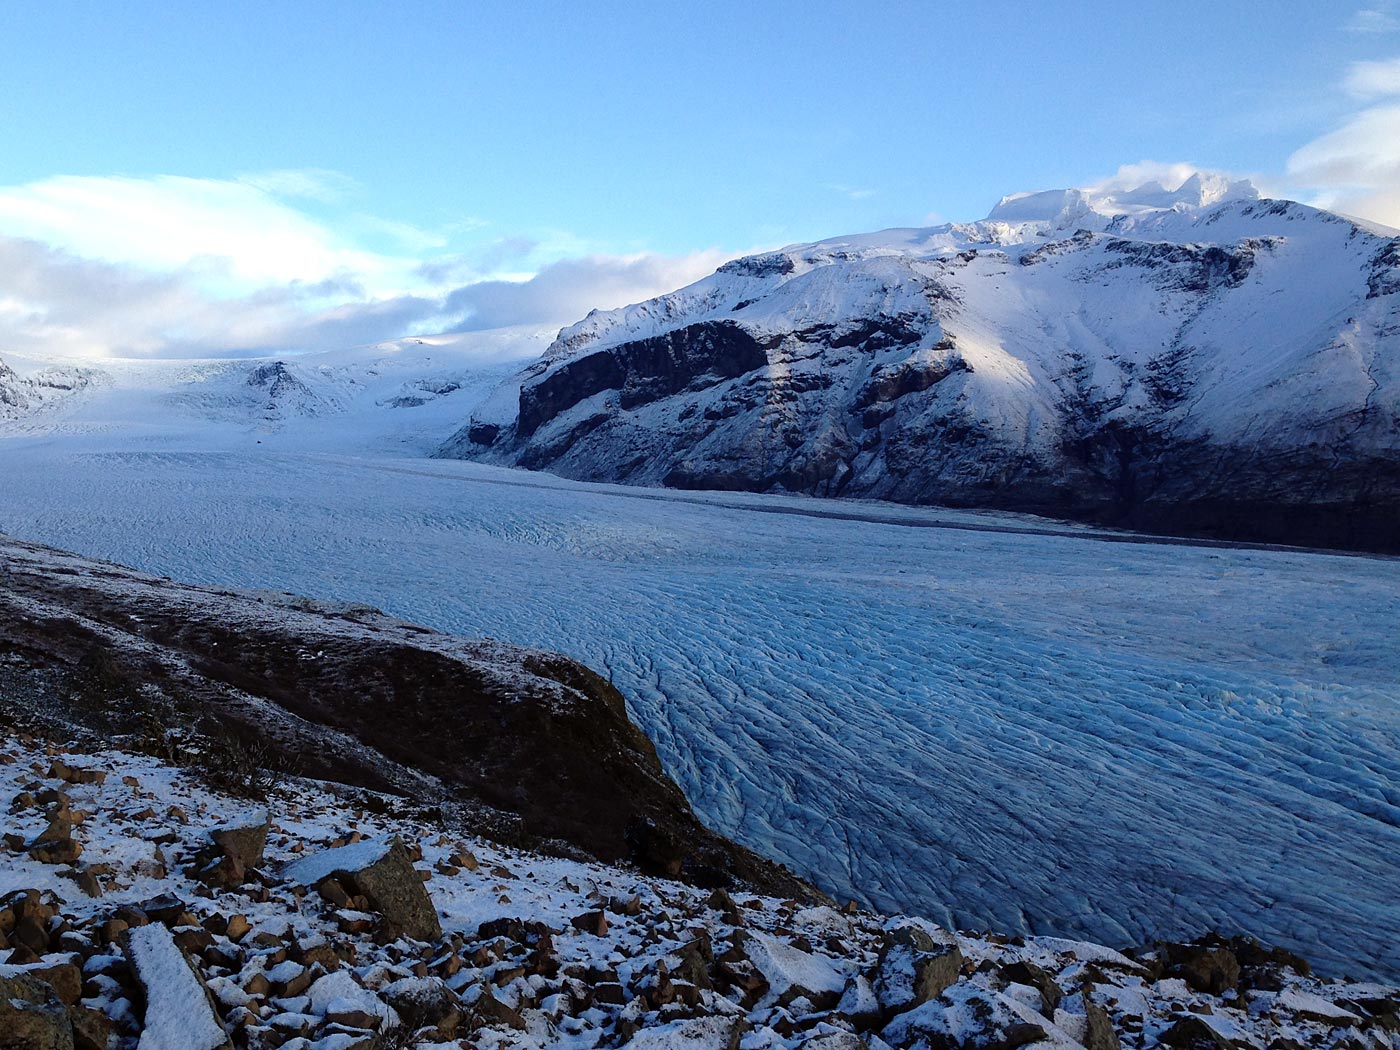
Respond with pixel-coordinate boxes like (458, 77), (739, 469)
(0, 441), (1396, 979)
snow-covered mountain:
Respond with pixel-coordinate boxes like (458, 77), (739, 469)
(446, 176), (1400, 551)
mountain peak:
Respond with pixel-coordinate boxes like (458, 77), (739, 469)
(986, 172), (1259, 226)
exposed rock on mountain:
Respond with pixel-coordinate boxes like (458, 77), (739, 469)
(0, 533), (810, 899)
(244, 360), (324, 419)
(0, 354), (101, 421)
(447, 178), (1400, 551)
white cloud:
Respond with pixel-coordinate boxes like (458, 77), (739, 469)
(1082, 162), (1275, 207)
(1272, 54), (1400, 229)
(1087, 161), (1211, 194)
(1287, 104), (1400, 226)
(0, 174), (419, 296)
(1288, 104), (1400, 184)
(444, 251), (730, 332)
(1345, 57), (1400, 97)
(0, 171), (735, 360)
(0, 235), (442, 359)
(825, 184), (877, 201)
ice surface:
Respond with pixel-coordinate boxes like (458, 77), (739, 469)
(0, 374), (1397, 978)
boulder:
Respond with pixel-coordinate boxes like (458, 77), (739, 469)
(28, 814), (81, 866)
(625, 1015), (749, 1050)
(1082, 995), (1121, 1050)
(280, 837), (441, 941)
(883, 982), (1075, 1050)
(798, 1034), (868, 1050)
(467, 987), (526, 1032)
(874, 921), (965, 1015)
(24, 959), (83, 1006)
(29, 838), (83, 865)
(571, 909), (609, 937)
(0, 972), (74, 1050)
(1161, 942), (1241, 995)
(1000, 959), (1062, 1015)
(124, 922), (232, 1050)
(742, 930), (846, 1011)
(191, 812), (269, 889)
(307, 969), (399, 1032)
(381, 976), (462, 1035)
(1159, 1015), (1233, 1049)
(69, 1005), (115, 1050)
(48, 761), (105, 786)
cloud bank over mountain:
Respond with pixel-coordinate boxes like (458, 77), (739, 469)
(0, 172), (728, 359)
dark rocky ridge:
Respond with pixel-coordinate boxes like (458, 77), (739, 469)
(446, 318), (1400, 552)
(517, 320), (775, 438)
(0, 533), (816, 901)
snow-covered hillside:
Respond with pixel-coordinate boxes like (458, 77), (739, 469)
(0, 356), (103, 422)
(448, 176), (1400, 551)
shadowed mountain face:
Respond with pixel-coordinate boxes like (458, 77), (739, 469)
(0, 533), (815, 900)
(447, 186), (1400, 552)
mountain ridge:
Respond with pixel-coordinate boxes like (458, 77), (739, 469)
(446, 181), (1400, 552)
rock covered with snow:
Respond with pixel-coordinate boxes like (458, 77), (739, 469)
(448, 179), (1400, 551)
(283, 836), (442, 941)
(0, 730), (1395, 1050)
(125, 922), (231, 1050)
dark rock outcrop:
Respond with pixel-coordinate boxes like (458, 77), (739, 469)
(517, 320), (774, 438)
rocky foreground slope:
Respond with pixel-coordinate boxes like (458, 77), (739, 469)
(2, 728), (1397, 1050)
(0, 533), (805, 898)
(448, 176), (1400, 552)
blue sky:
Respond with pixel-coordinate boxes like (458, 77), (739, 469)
(2, 1), (1400, 356)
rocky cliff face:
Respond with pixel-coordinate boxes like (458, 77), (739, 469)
(445, 179), (1400, 551)
(0, 534), (811, 899)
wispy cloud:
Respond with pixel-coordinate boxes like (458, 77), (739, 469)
(234, 168), (363, 203)
(443, 251), (731, 332)
(1345, 56), (1400, 97)
(1346, 3), (1400, 34)
(825, 183), (877, 201)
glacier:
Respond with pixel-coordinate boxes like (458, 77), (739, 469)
(0, 181), (1397, 978)
(0, 356), (1396, 977)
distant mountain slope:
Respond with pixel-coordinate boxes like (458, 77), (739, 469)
(0, 324), (550, 453)
(445, 176), (1400, 551)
